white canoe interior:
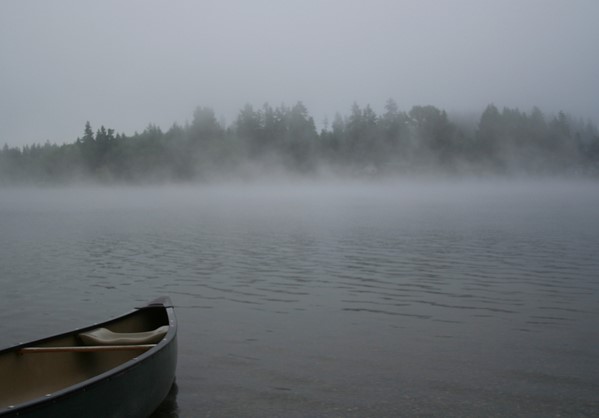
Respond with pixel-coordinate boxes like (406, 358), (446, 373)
(0, 307), (170, 409)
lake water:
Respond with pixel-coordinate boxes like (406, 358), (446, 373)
(1, 180), (598, 417)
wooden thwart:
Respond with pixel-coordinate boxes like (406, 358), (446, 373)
(19, 344), (156, 354)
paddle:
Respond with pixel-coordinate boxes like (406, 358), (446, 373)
(19, 344), (156, 354)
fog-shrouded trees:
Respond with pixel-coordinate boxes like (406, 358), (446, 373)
(1, 101), (598, 184)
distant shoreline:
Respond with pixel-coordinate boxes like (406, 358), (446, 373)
(1, 102), (598, 185)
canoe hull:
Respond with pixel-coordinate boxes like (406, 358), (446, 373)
(9, 338), (177, 418)
(0, 298), (177, 418)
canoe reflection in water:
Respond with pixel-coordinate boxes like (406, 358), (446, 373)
(0, 297), (177, 418)
(150, 381), (179, 418)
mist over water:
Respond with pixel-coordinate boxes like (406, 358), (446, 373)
(3, 0), (599, 414)
(2, 101), (598, 186)
(1, 180), (599, 416)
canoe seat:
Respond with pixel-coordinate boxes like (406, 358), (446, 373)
(79, 325), (169, 346)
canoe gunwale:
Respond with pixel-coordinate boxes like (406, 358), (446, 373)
(0, 297), (177, 416)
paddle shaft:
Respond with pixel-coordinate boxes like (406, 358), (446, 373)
(19, 344), (155, 354)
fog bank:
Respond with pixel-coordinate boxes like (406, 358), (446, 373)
(1, 102), (598, 186)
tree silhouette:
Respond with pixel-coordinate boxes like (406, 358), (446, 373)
(1, 101), (597, 184)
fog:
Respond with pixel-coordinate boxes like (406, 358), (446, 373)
(2, 3), (598, 412)
(2, 176), (596, 210)
(1, 99), (598, 185)
(1, 0), (599, 149)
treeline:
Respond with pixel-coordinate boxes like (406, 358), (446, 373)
(1, 100), (599, 184)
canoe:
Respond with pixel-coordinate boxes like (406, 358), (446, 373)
(0, 297), (177, 418)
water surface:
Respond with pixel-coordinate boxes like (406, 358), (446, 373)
(1, 181), (598, 416)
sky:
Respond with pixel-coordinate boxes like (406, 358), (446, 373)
(1, 0), (598, 147)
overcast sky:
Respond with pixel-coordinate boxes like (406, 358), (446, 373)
(1, 0), (598, 147)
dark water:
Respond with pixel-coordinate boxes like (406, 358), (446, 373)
(1, 181), (598, 417)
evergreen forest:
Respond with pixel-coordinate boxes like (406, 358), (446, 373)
(1, 100), (598, 184)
